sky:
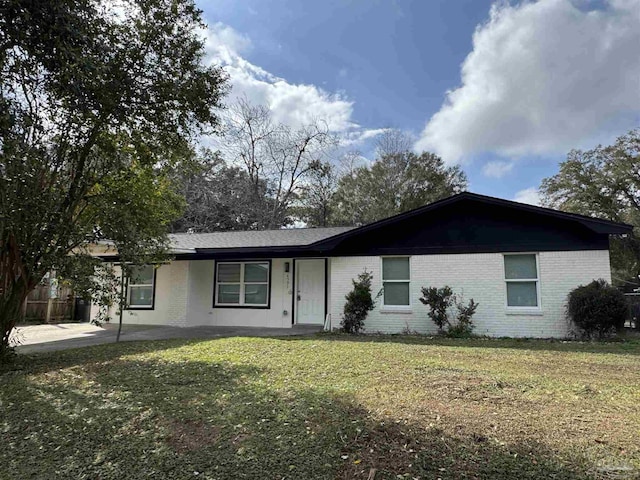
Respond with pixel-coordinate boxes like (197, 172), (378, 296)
(197, 0), (640, 205)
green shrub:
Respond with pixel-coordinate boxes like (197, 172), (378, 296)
(451, 296), (479, 337)
(566, 279), (628, 339)
(419, 286), (454, 331)
(341, 270), (376, 334)
(419, 286), (478, 337)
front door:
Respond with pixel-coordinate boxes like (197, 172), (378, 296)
(296, 259), (325, 325)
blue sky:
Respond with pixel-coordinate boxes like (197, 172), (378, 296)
(198, 0), (640, 204)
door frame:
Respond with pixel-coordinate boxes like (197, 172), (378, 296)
(291, 258), (328, 325)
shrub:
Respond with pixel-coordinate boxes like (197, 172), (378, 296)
(419, 286), (478, 337)
(419, 286), (454, 331)
(341, 270), (376, 334)
(566, 279), (628, 339)
(450, 297), (479, 338)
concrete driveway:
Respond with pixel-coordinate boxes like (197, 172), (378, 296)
(12, 322), (322, 354)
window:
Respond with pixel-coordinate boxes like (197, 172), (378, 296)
(215, 261), (270, 307)
(504, 254), (539, 308)
(382, 257), (410, 307)
(127, 265), (155, 309)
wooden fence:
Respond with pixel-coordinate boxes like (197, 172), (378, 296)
(23, 280), (75, 324)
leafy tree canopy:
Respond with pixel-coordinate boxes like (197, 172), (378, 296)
(171, 150), (276, 233)
(0, 0), (228, 354)
(294, 161), (338, 228)
(329, 151), (467, 226)
(540, 129), (640, 288)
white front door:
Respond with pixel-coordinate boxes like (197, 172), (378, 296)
(296, 259), (325, 325)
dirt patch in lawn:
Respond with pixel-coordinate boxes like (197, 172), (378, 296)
(165, 419), (220, 454)
(335, 411), (593, 480)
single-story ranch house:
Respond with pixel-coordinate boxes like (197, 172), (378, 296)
(92, 192), (632, 338)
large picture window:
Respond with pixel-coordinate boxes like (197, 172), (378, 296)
(382, 257), (410, 307)
(127, 265), (155, 309)
(504, 254), (540, 308)
(215, 261), (270, 307)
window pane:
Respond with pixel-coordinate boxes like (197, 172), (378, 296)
(244, 263), (269, 282)
(218, 284), (240, 304)
(507, 282), (538, 307)
(504, 255), (537, 279)
(218, 263), (241, 283)
(383, 257), (410, 281)
(383, 282), (410, 306)
(129, 286), (153, 306)
(130, 265), (153, 285)
(244, 284), (268, 305)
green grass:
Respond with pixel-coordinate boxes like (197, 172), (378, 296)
(2, 335), (640, 479)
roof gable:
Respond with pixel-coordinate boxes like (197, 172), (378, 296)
(311, 192), (632, 250)
(301, 192), (633, 256)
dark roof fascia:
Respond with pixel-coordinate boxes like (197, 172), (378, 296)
(97, 245), (328, 262)
(467, 193), (633, 233)
(309, 192), (633, 250)
(98, 239), (610, 263)
(176, 245), (327, 260)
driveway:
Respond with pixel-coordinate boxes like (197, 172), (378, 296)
(12, 322), (322, 354)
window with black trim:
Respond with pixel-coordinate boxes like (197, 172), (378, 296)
(127, 265), (155, 308)
(504, 254), (540, 308)
(382, 257), (410, 306)
(215, 261), (270, 306)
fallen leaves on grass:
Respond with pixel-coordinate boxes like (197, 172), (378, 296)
(1, 335), (639, 479)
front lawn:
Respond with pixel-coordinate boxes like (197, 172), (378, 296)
(1, 335), (639, 479)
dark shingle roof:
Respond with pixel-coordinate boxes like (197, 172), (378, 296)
(169, 226), (354, 250)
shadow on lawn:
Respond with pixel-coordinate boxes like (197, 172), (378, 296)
(1, 337), (204, 372)
(294, 332), (640, 356)
(0, 351), (605, 480)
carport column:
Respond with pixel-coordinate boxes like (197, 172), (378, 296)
(167, 261), (190, 327)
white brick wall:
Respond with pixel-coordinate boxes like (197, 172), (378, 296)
(94, 262), (191, 327)
(329, 250), (611, 338)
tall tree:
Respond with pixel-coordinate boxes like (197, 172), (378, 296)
(295, 161), (338, 227)
(330, 151), (467, 226)
(171, 151), (274, 232)
(540, 129), (640, 288)
(374, 128), (414, 157)
(222, 98), (338, 228)
(0, 0), (227, 355)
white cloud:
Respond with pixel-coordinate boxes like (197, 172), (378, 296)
(340, 128), (390, 147)
(203, 22), (253, 57)
(482, 160), (513, 178)
(201, 23), (356, 133)
(415, 0), (640, 163)
(513, 187), (540, 206)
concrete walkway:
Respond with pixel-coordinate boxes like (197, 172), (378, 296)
(12, 322), (323, 354)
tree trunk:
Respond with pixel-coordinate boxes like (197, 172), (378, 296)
(0, 280), (30, 357)
(0, 232), (35, 358)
